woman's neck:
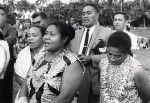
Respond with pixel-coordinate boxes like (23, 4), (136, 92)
(31, 45), (43, 56)
(45, 49), (63, 62)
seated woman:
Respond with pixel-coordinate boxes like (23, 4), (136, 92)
(15, 21), (84, 103)
(0, 32), (10, 79)
(14, 25), (45, 86)
(99, 31), (145, 103)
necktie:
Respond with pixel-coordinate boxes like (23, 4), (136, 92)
(82, 29), (90, 54)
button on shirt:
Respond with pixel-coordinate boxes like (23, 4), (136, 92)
(79, 25), (96, 55)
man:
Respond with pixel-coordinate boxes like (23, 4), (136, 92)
(31, 12), (48, 28)
(0, 6), (17, 102)
(113, 12), (139, 50)
(70, 3), (113, 103)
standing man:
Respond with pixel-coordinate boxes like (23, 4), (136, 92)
(0, 6), (17, 103)
(31, 12), (48, 28)
(70, 3), (113, 103)
(113, 12), (139, 50)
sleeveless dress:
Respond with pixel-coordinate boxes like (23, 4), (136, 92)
(26, 49), (83, 103)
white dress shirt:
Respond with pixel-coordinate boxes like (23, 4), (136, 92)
(79, 25), (96, 55)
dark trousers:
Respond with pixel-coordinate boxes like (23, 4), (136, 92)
(77, 67), (99, 103)
(0, 61), (14, 103)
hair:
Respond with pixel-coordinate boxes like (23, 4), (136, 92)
(29, 24), (46, 37)
(6, 13), (16, 25)
(83, 3), (99, 13)
(0, 32), (4, 40)
(49, 21), (75, 46)
(107, 31), (133, 56)
(0, 6), (7, 14)
(32, 12), (47, 20)
(114, 12), (129, 20)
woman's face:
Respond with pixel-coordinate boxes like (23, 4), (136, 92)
(106, 46), (127, 65)
(27, 27), (44, 50)
(43, 25), (64, 52)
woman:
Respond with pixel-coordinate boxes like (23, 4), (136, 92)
(99, 31), (144, 103)
(14, 25), (45, 86)
(16, 21), (84, 103)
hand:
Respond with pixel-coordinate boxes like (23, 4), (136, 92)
(78, 54), (92, 66)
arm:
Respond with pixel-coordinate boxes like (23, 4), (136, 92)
(18, 78), (28, 98)
(134, 69), (150, 102)
(15, 73), (25, 86)
(78, 53), (106, 67)
(52, 60), (83, 103)
(15, 78), (28, 103)
(0, 46), (6, 73)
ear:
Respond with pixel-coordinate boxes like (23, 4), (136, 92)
(62, 37), (68, 44)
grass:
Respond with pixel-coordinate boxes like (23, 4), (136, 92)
(131, 28), (150, 70)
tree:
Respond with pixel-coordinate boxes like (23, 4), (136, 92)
(15, 0), (31, 11)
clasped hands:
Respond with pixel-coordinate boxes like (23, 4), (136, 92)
(78, 54), (92, 66)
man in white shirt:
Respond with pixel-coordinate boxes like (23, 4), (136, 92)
(70, 3), (113, 103)
(113, 12), (139, 50)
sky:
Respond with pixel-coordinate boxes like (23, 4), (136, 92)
(0, 0), (149, 4)
(16, 0), (69, 4)
(0, 0), (70, 4)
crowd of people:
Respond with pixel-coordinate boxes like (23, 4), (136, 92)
(0, 3), (150, 103)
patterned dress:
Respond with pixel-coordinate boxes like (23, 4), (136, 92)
(26, 49), (83, 103)
(99, 55), (143, 103)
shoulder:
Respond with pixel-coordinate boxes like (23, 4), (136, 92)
(0, 45), (5, 51)
(128, 56), (144, 72)
(99, 57), (109, 70)
(64, 50), (84, 68)
(0, 46), (6, 57)
(17, 46), (30, 57)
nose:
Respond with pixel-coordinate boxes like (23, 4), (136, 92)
(27, 35), (33, 41)
(109, 55), (116, 62)
(43, 34), (49, 41)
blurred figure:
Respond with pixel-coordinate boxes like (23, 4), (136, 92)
(31, 12), (48, 28)
(0, 5), (17, 103)
(100, 31), (144, 103)
(113, 12), (138, 50)
(15, 21), (84, 103)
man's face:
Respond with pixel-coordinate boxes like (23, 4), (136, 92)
(0, 9), (6, 27)
(32, 16), (47, 27)
(113, 14), (126, 30)
(82, 6), (99, 28)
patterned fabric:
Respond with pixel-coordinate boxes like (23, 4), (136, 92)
(99, 55), (143, 103)
(26, 49), (82, 103)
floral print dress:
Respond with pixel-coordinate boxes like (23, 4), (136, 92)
(99, 55), (143, 103)
(26, 49), (83, 103)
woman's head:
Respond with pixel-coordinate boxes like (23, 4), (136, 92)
(43, 21), (75, 52)
(106, 31), (131, 65)
(27, 25), (46, 50)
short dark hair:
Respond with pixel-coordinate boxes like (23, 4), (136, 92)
(0, 6), (7, 14)
(114, 12), (129, 20)
(83, 3), (99, 13)
(107, 31), (132, 55)
(49, 21), (75, 46)
(29, 25), (46, 37)
(32, 12), (47, 20)
(0, 32), (4, 40)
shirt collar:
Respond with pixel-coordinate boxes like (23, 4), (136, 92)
(85, 25), (96, 32)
